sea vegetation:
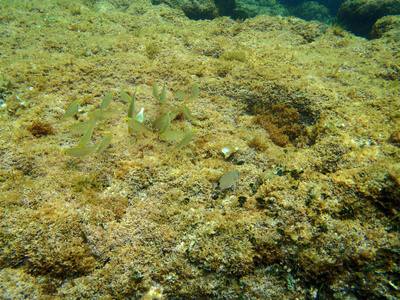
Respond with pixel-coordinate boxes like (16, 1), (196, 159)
(145, 42), (160, 59)
(221, 50), (246, 62)
(0, 1), (399, 299)
(27, 120), (54, 137)
(253, 103), (306, 147)
(0, 78), (14, 99)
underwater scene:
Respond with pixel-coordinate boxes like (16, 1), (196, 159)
(0, 0), (399, 299)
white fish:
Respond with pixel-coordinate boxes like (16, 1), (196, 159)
(218, 171), (240, 190)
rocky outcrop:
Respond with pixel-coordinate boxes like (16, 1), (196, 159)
(337, 0), (400, 38)
(293, 1), (332, 23)
(153, 0), (236, 20)
(370, 15), (400, 39)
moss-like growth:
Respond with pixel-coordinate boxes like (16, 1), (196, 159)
(247, 136), (268, 151)
(145, 42), (160, 59)
(27, 120), (54, 137)
(221, 50), (246, 62)
(253, 103), (306, 147)
(72, 173), (107, 194)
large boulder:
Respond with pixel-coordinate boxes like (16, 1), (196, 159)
(337, 0), (400, 38)
(370, 15), (400, 39)
(153, 0), (230, 20)
(281, 0), (345, 15)
(236, 0), (288, 18)
(293, 1), (332, 23)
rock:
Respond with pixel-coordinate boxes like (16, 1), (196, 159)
(153, 0), (219, 20)
(280, 0), (345, 15)
(126, 0), (153, 15)
(236, 0), (289, 18)
(337, 0), (400, 38)
(293, 1), (332, 23)
(370, 15), (400, 39)
(214, 0), (236, 17)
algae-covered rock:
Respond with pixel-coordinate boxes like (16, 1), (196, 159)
(236, 0), (289, 18)
(154, 0), (237, 19)
(1, 1), (400, 299)
(370, 15), (400, 39)
(154, 0), (219, 19)
(214, 0), (236, 17)
(313, 0), (345, 14)
(281, 0), (344, 12)
(337, 0), (400, 38)
(293, 1), (332, 23)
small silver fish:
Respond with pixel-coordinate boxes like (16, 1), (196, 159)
(218, 171), (240, 190)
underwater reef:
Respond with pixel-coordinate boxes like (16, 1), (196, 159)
(0, 0), (399, 299)
(153, 0), (400, 39)
(338, 0), (400, 38)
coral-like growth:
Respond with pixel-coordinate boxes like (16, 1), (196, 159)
(27, 120), (54, 137)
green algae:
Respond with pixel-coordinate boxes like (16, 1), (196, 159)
(1, 2), (399, 299)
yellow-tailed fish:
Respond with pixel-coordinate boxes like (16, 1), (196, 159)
(180, 104), (194, 121)
(77, 121), (95, 147)
(89, 109), (116, 121)
(97, 134), (112, 154)
(160, 130), (186, 141)
(60, 99), (79, 121)
(63, 145), (97, 157)
(172, 128), (197, 150)
(100, 92), (114, 111)
(125, 117), (152, 133)
(68, 120), (94, 134)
